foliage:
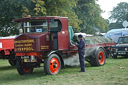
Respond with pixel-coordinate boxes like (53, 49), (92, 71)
(0, 0), (46, 36)
(109, 23), (123, 30)
(74, 0), (108, 34)
(109, 2), (128, 30)
(0, 0), (108, 36)
(44, 0), (81, 32)
(109, 2), (128, 23)
(0, 0), (80, 36)
(0, 0), (21, 36)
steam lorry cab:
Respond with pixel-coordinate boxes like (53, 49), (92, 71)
(13, 16), (113, 75)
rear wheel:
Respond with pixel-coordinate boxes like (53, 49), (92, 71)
(44, 54), (61, 75)
(90, 48), (106, 66)
(16, 57), (34, 75)
(8, 59), (16, 66)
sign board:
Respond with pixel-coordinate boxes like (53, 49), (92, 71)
(122, 20), (128, 28)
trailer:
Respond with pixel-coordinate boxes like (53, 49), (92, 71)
(13, 16), (115, 75)
(0, 38), (16, 66)
(72, 34), (115, 65)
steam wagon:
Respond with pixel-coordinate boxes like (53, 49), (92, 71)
(13, 16), (114, 75)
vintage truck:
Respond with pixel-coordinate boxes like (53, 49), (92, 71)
(111, 36), (128, 58)
(13, 16), (115, 75)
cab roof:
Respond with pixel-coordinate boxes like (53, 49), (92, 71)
(119, 36), (128, 38)
(13, 16), (68, 22)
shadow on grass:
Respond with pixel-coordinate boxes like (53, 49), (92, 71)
(116, 56), (128, 59)
(0, 66), (16, 71)
(0, 68), (47, 84)
(0, 62), (100, 84)
(60, 63), (94, 74)
(64, 63), (91, 69)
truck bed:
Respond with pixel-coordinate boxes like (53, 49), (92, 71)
(0, 38), (14, 56)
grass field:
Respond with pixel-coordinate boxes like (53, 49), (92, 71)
(0, 57), (128, 85)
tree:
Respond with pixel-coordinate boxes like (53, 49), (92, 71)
(109, 2), (128, 29)
(0, 0), (108, 36)
(74, 0), (108, 34)
(0, 0), (23, 36)
(109, 2), (128, 23)
(44, 0), (81, 32)
(0, 0), (80, 36)
(126, 13), (128, 21)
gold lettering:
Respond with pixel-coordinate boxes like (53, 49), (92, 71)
(15, 40), (35, 44)
(24, 44), (32, 46)
(15, 47), (34, 51)
(41, 45), (49, 49)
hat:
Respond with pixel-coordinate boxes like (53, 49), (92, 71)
(78, 34), (83, 38)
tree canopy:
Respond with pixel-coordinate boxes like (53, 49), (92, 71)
(74, 0), (108, 33)
(109, 2), (128, 29)
(109, 2), (128, 23)
(0, 0), (108, 36)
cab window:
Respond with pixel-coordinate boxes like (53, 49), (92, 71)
(50, 19), (62, 32)
(24, 20), (48, 33)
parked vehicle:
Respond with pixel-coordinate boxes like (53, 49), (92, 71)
(13, 16), (115, 75)
(111, 36), (128, 58)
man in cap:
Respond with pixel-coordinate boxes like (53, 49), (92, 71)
(75, 34), (85, 72)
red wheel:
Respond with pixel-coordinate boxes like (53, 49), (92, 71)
(90, 48), (106, 66)
(16, 57), (33, 75)
(98, 51), (105, 65)
(22, 64), (32, 73)
(49, 58), (59, 73)
(44, 54), (61, 75)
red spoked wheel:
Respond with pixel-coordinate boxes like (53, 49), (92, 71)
(98, 51), (105, 65)
(44, 54), (61, 75)
(22, 64), (32, 73)
(16, 57), (33, 75)
(49, 58), (59, 74)
(90, 48), (106, 66)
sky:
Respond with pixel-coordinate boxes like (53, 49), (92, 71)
(97, 0), (128, 19)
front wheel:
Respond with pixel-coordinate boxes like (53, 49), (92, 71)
(90, 48), (106, 66)
(44, 54), (61, 75)
(16, 57), (34, 75)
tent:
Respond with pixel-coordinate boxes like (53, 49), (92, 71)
(105, 28), (128, 43)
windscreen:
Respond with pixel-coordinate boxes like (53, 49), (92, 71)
(24, 20), (48, 33)
(117, 37), (128, 44)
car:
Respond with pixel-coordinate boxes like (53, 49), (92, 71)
(111, 36), (128, 58)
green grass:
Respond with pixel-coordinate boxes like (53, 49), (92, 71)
(0, 57), (128, 85)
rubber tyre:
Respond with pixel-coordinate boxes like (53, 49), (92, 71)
(112, 55), (117, 59)
(44, 54), (61, 75)
(8, 59), (16, 66)
(16, 57), (33, 75)
(90, 48), (106, 66)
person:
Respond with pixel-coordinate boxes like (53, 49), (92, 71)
(75, 34), (85, 72)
